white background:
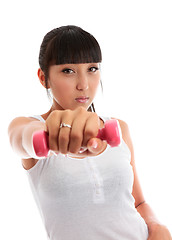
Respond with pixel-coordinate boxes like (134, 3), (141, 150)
(0, 0), (172, 239)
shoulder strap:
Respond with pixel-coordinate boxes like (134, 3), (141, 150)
(29, 115), (45, 123)
(99, 116), (111, 123)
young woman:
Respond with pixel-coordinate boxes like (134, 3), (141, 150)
(8, 25), (171, 240)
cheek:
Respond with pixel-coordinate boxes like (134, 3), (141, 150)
(51, 81), (73, 96)
(90, 78), (100, 92)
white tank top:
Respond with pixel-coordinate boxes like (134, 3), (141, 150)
(26, 115), (148, 240)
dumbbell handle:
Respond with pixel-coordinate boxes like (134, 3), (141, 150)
(33, 119), (121, 157)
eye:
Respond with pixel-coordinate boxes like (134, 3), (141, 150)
(89, 67), (99, 72)
(62, 68), (74, 74)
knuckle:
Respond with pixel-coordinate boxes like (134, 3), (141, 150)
(46, 111), (60, 128)
(85, 128), (97, 138)
(50, 110), (59, 119)
(76, 106), (86, 114)
(90, 112), (99, 122)
(63, 109), (72, 117)
(92, 112), (99, 119)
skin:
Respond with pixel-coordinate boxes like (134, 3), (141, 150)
(46, 63), (100, 111)
(8, 62), (171, 239)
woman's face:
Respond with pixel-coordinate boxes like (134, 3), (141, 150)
(47, 63), (100, 110)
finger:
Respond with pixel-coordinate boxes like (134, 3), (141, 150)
(67, 138), (107, 158)
(82, 113), (100, 146)
(58, 112), (73, 154)
(46, 116), (61, 153)
(87, 138), (107, 155)
(68, 115), (87, 154)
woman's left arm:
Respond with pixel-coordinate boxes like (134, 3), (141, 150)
(136, 202), (171, 239)
(118, 119), (172, 240)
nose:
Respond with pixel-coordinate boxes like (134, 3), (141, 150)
(76, 75), (89, 91)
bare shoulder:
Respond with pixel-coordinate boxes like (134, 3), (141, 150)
(112, 118), (130, 139)
(112, 117), (134, 153)
(8, 116), (38, 133)
(9, 116), (36, 124)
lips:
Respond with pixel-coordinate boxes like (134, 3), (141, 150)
(75, 96), (89, 103)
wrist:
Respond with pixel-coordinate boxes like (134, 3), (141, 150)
(148, 222), (169, 235)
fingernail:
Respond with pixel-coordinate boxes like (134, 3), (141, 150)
(91, 140), (98, 149)
(78, 147), (87, 153)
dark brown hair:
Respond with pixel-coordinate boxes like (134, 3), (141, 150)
(38, 25), (102, 112)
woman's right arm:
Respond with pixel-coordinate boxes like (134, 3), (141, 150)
(8, 108), (108, 161)
(8, 117), (46, 159)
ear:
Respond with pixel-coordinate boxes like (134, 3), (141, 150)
(37, 68), (50, 88)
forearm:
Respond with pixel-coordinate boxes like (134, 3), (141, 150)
(22, 121), (46, 158)
(137, 202), (160, 225)
(9, 118), (46, 159)
(137, 202), (172, 239)
(136, 201), (168, 233)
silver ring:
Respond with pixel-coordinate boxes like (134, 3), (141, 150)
(60, 123), (72, 129)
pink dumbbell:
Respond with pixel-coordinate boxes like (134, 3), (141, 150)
(33, 119), (121, 157)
